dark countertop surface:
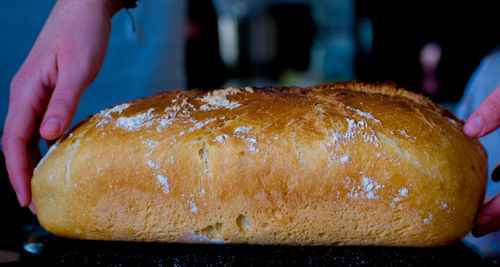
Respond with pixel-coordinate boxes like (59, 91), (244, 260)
(4, 230), (497, 266)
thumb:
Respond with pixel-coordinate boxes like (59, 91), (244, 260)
(463, 86), (500, 138)
(40, 69), (87, 140)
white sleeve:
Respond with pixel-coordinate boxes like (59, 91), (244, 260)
(455, 49), (500, 121)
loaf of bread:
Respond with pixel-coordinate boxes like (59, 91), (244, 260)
(32, 81), (487, 246)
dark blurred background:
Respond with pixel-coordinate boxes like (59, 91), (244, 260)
(186, 0), (500, 103)
(2, 0), (500, 263)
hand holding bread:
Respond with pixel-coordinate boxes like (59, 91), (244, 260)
(464, 85), (500, 237)
(1, 0), (123, 212)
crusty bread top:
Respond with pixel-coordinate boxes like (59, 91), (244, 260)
(62, 80), (459, 136)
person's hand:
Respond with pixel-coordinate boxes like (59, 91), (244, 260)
(1, 0), (122, 213)
(463, 85), (500, 237)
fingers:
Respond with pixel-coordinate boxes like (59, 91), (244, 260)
(463, 86), (500, 138)
(2, 134), (32, 207)
(473, 195), (500, 237)
(2, 84), (41, 207)
(5, 63), (88, 208)
(40, 64), (88, 140)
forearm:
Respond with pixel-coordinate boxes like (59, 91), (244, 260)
(55, 0), (124, 19)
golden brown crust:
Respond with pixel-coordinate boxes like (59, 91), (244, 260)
(31, 81), (487, 246)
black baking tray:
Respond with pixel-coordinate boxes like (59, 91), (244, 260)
(20, 231), (492, 267)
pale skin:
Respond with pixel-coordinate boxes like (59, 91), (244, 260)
(2, 0), (500, 237)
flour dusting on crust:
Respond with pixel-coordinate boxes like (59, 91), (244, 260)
(156, 174), (170, 194)
(198, 87), (251, 110)
(346, 106), (381, 124)
(346, 176), (385, 200)
(98, 103), (131, 118)
(390, 187), (409, 207)
(115, 108), (156, 131)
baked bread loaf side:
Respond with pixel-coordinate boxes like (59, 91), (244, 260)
(32, 81), (487, 246)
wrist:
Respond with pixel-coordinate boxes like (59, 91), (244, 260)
(101, 0), (124, 17)
(76, 0), (123, 18)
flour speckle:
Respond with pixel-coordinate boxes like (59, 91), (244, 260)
(244, 136), (259, 152)
(391, 187), (408, 206)
(49, 174), (55, 181)
(214, 134), (229, 143)
(347, 177), (384, 200)
(96, 118), (109, 127)
(362, 177), (381, 199)
(156, 174), (170, 194)
(157, 115), (175, 129)
(248, 144), (259, 153)
(142, 139), (160, 148)
(189, 118), (217, 132)
(148, 160), (160, 170)
(397, 129), (416, 140)
(156, 103), (194, 133)
(234, 126), (252, 133)
(324, 118), (379, 165)
(423, 214), (433, 225)
(346, 106), (381, 123)
(116, 108), (155, 131)
(189, 200), (198, 213)
(98, 103), (131, 118)
(199, 105), (210, 111)
(340, 155), (350, 164)
(198, 87), (245, 110)
(332, 118), (379, 145)
(399, 187), (408, 197)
